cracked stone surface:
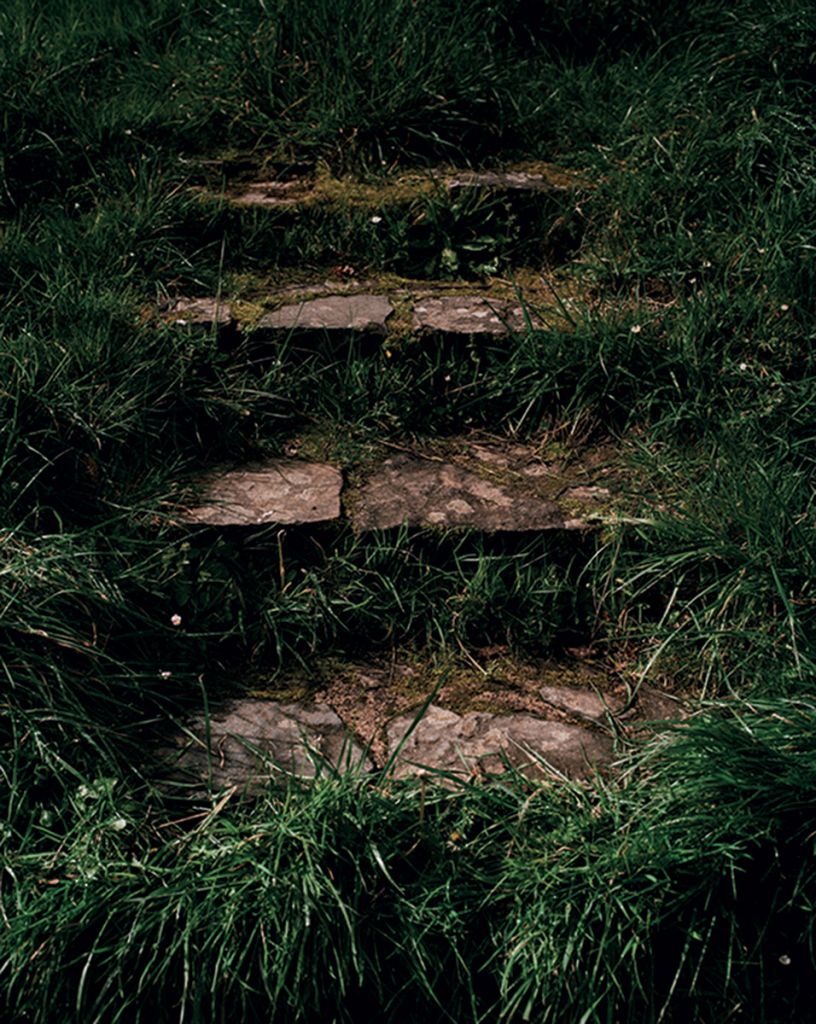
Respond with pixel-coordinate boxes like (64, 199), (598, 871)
(167, 701), (373, 789)
(160, 657), (683, 790)
(221, 164), (583, 209)
(254, 295), (394, 335)
(412, 295), (544, 336)
(386, 704), (612, 779)
(159, 297), (233, 331)
(229, 180), (313, 207)
(185, 460), (343, 526)
(446, 169), (569, 192)
(350, 455), (574, 532)
(539, 684), (624, 723)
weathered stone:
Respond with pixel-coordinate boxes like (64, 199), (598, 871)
(539, 684), (623, 723)
(412, 295), (543, 336)
(255, 295), (393, 335)
(446, 170), (566, 192)
(168, 700), (372, 789)
(160, 297), (232, 332)
(158, 656), (685, 789)
(351, 455), (571, 532)
(627, 684), (684, 723)
(185, 460), (342, 526)
(386, 704), (611, 779)
(230, 180), (314, 207)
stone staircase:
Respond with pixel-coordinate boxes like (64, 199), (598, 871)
(156, 160), (676, 789)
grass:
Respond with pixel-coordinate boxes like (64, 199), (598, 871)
(5, 703), (816, 1022)
(2, 0), (816, 1018)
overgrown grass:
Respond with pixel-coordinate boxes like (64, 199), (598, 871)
(4, 702), (816, 1022)
(2, 0), (816, 1018)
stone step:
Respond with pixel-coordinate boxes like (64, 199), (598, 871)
(204, 161), (589, 211)
(180, 437), (623, 532)
(186, 161), (590, 277)
(183, 460), (343, 526)
(157, 277), (581, 344)
(161, 657), (682, 791)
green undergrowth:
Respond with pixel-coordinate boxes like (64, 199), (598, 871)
(4, 701), (816, 1022)
(2, 0), (816, 1018)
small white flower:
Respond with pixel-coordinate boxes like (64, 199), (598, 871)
(110, 818), (128, 832)
(779, 954), (791, 966)
(370, 215), (382, 224)
(739, 362), (748, 371)
(170, 613), (182, 627)
(630, 324), (642, 334)
(780, 303), (790, 311)
(159, 670), (172, 680)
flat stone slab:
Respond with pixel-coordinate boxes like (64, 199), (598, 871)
(446, 169), (569, 192)
(185, 460), (342, 526)
(168, 701), (373, 789)
(386, 704), (611, 779)
(254, 295), (393, 335)
(539, 684), (623, 723)
(159, 297), (233, 331)
(412, 295), (543, 336)
(229, 180), (314, 207)
(350, 455), (573, 532)
(221, 164), (584, 210)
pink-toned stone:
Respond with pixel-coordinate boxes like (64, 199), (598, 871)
(230, 180), (313, 207)
(386, 704), (611, 779)
(351, 455), (569, 532)
(412, 295), (544, 336)
(538, 685), (623, 722)
(185, 460), (342, 526)
(255, 294), (394, 334)
(167, 700), (372, 789)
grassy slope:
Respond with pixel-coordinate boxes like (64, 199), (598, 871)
(1, 0), (816, 1020)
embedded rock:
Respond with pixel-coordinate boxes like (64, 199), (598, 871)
(167, 700), (372, 789)
(446, 169), (569, 192)
(386, 704), (611, 779)
(230, 180), (314, 207)
(255, 295), (393, 335)
(351, 455), (572, 532)
(185, 460), (343, 526)
(412, 295), (542, 336)
(538, 684), (623, 723)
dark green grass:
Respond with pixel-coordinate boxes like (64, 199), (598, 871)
(2, 0), (816, 1018)
(4, 701), (816, 1023)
